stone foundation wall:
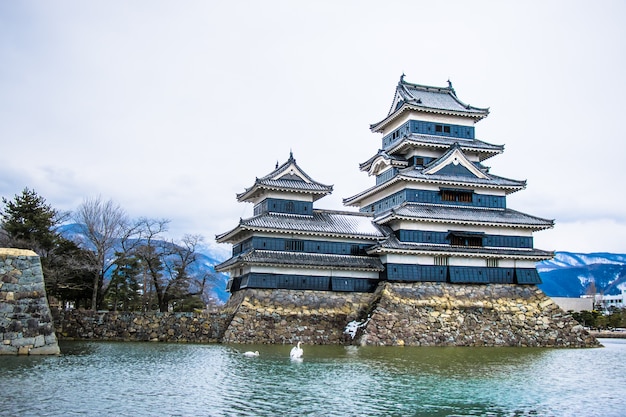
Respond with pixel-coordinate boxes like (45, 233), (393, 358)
(51, 282), (600, 348)
(221, 288), (376, 344)
(359, 282), (600, 347)
(0, 248), (60, 355)
(54, 310), (231, 343)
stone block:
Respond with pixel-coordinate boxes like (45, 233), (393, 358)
(0, 344), (18, 355)
(30, 344), (60, 355)
(18, 345), (32, 355)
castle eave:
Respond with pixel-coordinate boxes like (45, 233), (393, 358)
(343, 175), (525, 207)
(216, 210), (387, 244)
(216, 250), (385, 272)
(367, 243), (554, 261)
(371, 103), (488, 133)
(374, 204), (555, 231)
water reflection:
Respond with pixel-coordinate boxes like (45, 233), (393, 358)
(0, 340), (623, 417)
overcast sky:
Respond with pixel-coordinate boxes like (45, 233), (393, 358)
(1, 1), (625, 256)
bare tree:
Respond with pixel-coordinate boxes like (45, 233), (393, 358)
(74, 196), (128, 310)
(132, 218), (170, 312)
(131, 219), (207, 312)
(163, 234), (207, 312)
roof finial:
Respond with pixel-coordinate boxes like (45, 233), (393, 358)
(400, 73), (405, 83)
(289, 149), (294, 161)
(275, 161), (279, 169)
(447, 79), (452, 89)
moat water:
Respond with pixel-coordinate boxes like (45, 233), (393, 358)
(1, 339), (624, 417)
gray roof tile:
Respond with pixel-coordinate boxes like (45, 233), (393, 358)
(386, 133), (503, 154)
(375, 203), (554, 229)
(371, 78), (489, 131)
(215, 249), (384, 272)
(237, 152), (333, 201)
(216, 209), (387, 242)
(370, 234), (554, 259)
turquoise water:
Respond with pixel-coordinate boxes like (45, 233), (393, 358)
(1, 339), (624, 416)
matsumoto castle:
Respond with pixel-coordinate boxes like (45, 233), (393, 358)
(216, 76), (554, 294)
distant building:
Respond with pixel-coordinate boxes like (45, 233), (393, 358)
(595, 290), (626, 312)
(216, 76), (554, 294)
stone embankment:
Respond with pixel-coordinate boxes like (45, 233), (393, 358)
(217, 282), (600, 347)
(52, 282), (600, 348)
(220, 288), (375, 344)
(54, 309), (231, 343)
(360, 282), (600, 348)
(0, 248), (60, 355)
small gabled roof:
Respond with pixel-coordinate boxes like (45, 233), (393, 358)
(374, 202), (554, 231)
(214, 249), (384, 273)
(421, 142), (489, 178)
(359, 150), (409, 174)
(371, 76), (490, 133)
(216, 209), (387, 243)
(236, 152), (333, 202)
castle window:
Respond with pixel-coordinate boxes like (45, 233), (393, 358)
(350, 245), (365, 255)
(435, 124), (451, 134)
(285, 240), (304, 252)
(434, 256), (449, 266)
(441, 189), (473, 203)
(449, 231), (484, 247)
(286, 201), (295, 213)
(487, 258), (499, 268)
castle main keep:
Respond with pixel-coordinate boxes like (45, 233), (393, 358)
(215, 77), (598, 347)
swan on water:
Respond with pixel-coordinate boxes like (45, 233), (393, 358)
(243, 351), (259, 357)
(290, 341), (303, 359)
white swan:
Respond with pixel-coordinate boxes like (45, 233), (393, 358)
(243, 351), (259, 357)
(290, 341), (303, 359)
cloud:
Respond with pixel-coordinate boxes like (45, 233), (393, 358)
(1, 1), (625, 254)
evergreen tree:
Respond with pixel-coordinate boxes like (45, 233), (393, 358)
(106, 252), (142, 311)
(0, 188), (96, 307)
(46, 238), (97, 308)
(0, 187), (60, 253)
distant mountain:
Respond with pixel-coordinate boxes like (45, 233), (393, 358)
(537, 252), (626, 297)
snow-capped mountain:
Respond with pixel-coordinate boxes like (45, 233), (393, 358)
(537, 252), (626, 297)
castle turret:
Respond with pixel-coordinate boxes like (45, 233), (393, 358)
(215, 76), (598, 348)
(215, 152), (385, 293)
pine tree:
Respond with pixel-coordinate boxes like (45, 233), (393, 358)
(0, 188), (95, 307)
(0, 187), (60, 253)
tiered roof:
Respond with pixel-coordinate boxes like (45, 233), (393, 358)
(368, 233), (554, 260)
(236, 152), (333, 202)
(216, 250), (384, 272)
(373, 134), (504, 166)
(374, 202), (554, 230)
(216, 210), (386, 243)
(343, 161), (526, 206)
(370, 76), (490, 132)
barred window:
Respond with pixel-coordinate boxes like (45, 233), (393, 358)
(441, 189), (473, 203)
(284, 240), (304, 252)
